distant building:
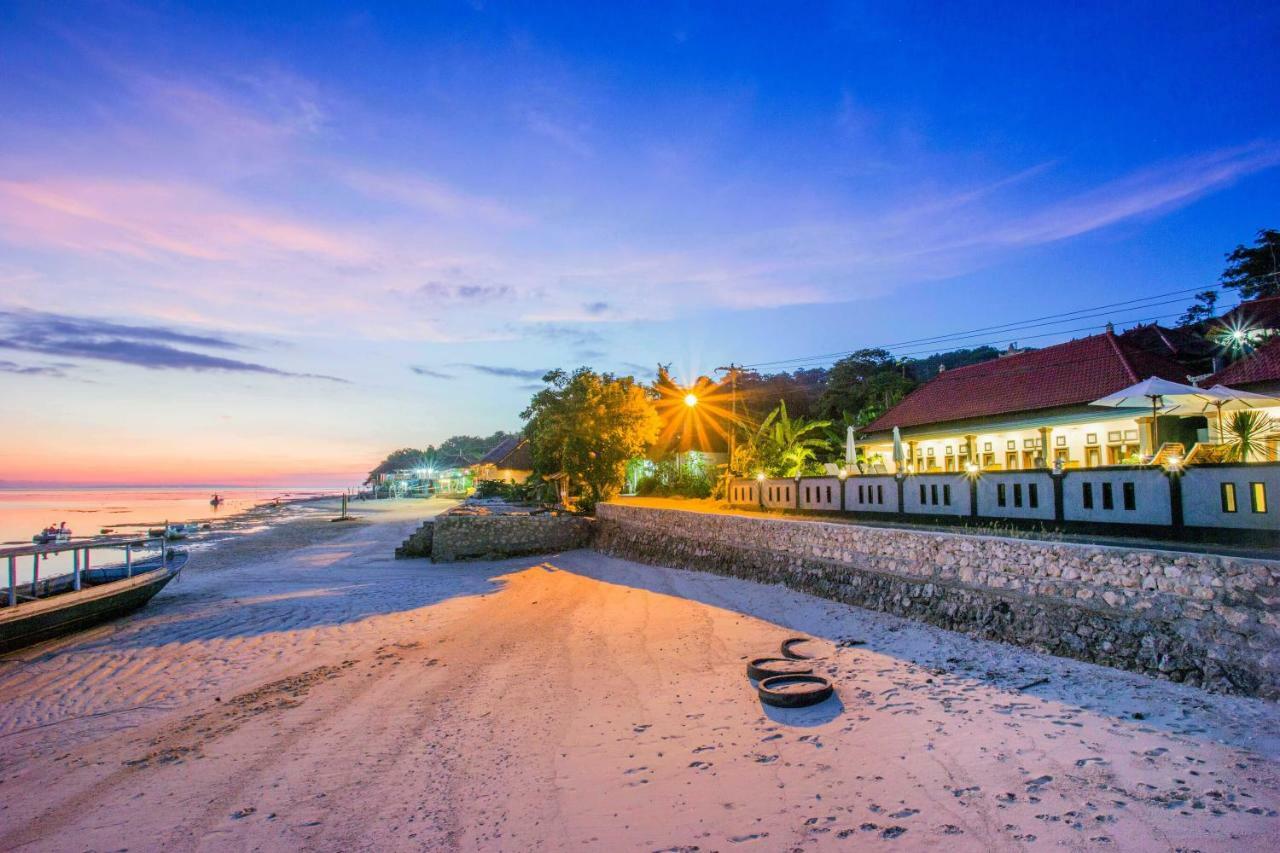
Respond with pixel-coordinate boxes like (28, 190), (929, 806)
(471, 436), (534, 484)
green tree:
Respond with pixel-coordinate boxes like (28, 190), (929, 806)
(817, 348), (915, 425)
(1178, 289), (1220, 327)
(737, 400), (831, 477)
(1221, 229), (1280, 300)
(522, 368), (662, 511)
(366, 447), (429, 483)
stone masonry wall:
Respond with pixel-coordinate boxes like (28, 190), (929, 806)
(594, 503), (1280, 699)
(431, 513), (593, 562)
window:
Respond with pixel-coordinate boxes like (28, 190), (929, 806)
(1055, 435), (1067, 447)
(1028, 483), (1039, 509)
(920, 483), (927, 504)
(1013, 483), (1023, 508)
(997, 483), (1007, 507)
(1102, 482), (1114, 510)
(943, 484), (952, 506)
(1122, 482), (1136, 511)
(858, 485), (865, 503)
(877, 484), (884, 504)
(1082, 482), (1094, 509)
(1221, 482), (1237, 513)
(786, 487), (791, 502)
(984, 442), (993, 452)
(1250, 482), (1268, 514)
(1007, 440), (1017, 451)
(931, 484), (939, 505)
(826, 485), (832, 503)
(1086, 433), (1098, 445)
(805, 486), (811, 503)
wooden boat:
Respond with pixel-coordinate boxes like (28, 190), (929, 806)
(0, 540), (186, 654)
(32, 526), (72, 545)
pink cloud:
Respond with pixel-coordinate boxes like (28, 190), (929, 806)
(0, 177), (368, 263)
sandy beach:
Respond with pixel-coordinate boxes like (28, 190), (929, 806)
(0, 498), (1277, 851)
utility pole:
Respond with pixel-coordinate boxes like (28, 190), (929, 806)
(715, 363), (742, 474)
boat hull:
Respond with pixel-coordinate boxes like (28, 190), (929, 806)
(0, 559), (184, 654)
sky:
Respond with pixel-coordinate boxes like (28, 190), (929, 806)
(1, 1), (1278, 486)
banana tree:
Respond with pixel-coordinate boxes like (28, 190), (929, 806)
(745, 401), (832, 477)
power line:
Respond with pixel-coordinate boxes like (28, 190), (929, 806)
(739, 304), (1242, 379)
(741, 274), (1278, 372)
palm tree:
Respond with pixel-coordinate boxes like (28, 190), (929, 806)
(1222, 410), (1279, 462)
(748, 401), (832, 477)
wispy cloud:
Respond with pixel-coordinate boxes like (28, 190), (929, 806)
(978, 143), (1280, 248)
(417, 282), (516, 303)
(0, 310), (346, 381)
(409, 365), (455, 379)
(0, 178), (369, 263)
(0, 359), (67, 377)
(456, 363), (548, 380)
(342, 170), (526, 227)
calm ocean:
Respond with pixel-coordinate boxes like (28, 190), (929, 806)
(1, 486), (341, 585)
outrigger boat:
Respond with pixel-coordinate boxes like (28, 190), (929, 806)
(32, 523), (72, 545)
(0, 536), (186, 654)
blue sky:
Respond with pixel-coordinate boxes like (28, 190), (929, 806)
(1, 2), (1277, 483)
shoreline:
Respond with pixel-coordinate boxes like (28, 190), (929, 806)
(0, 498), (1276, 850)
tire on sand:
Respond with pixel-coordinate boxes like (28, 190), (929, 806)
(758, 674), (834, 708)
(747, 657), (813, 681)
(780, 636), (819, 660)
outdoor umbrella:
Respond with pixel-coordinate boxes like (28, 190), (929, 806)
(1201, 385), (1280, 442)
(892, 426), (904, 471)
(845, 425), (857, 469)
(1091, 377), (1215, 456)
(1091, 377), (1215, 421)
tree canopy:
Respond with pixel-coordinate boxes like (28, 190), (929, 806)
(522, 368), (661, 511)
(1221, 228), (1280, 300)
(366, 430), (518, 483)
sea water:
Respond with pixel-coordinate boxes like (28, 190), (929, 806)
(0, 487), (340, 586)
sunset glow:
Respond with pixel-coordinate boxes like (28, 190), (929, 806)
(1, 4), (1278, 485)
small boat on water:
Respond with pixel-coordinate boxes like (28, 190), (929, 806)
(1, 540), (187, 654)
(147, 522), (200, 540)
(33, 523), (73, 545)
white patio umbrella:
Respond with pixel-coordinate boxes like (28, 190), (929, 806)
(1091, 377), (1215, 457)
(1200, 385), (1280, 442)
(891, 426), (904, 471)
(845, 425), (857, 468)
(1091, 377), (1216, 423)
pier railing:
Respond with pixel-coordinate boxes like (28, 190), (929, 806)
(1, 536), (167, 607)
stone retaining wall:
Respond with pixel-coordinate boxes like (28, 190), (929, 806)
(394, 521), (434, 559)
(594, 503), (1280, 698)
(431, 512), (593, 562)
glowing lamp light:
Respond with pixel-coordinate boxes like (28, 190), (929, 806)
(837, 468), (848, 480)
(684, 392), (699, 407)
(965, 462), (980, 475)
(755, 472), (766, 481)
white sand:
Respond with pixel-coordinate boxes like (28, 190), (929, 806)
(0, 498), (1276, 851)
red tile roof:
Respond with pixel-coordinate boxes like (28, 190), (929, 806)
(862, 331), (1191, 433)
(1214, 295), (1280, 333)
(1207, 336), (1280, 388)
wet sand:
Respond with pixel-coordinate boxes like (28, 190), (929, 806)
(0, 498), (1277, 851)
